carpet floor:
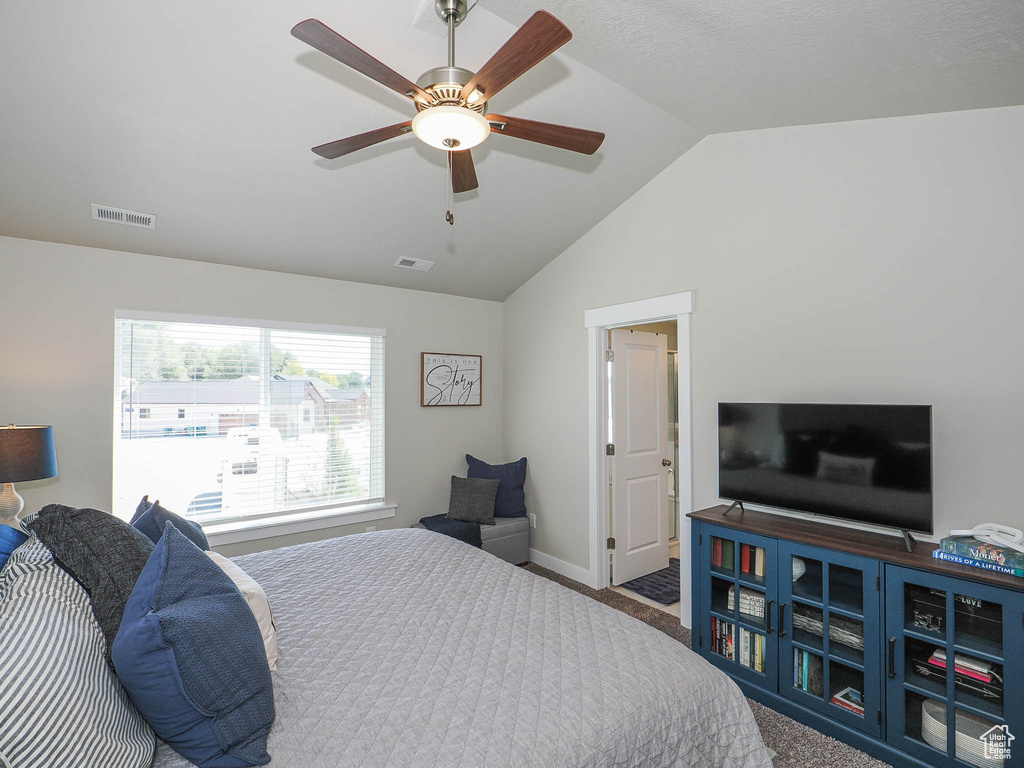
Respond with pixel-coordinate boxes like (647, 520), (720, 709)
(523, 563), (892, 768)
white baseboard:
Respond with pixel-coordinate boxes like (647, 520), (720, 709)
(529, 549), (595, 587)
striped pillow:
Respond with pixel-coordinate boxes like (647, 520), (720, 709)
(0, 536), (155, 768)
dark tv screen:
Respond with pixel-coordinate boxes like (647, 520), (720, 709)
(719, 403), (933, 534)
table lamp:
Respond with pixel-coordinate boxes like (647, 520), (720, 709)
(0, 425), (58, 527)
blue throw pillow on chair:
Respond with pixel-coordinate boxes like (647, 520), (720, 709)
(466, 454), (528, 518)
(131, 495), (210, 550)
(113, 522), (274, 768)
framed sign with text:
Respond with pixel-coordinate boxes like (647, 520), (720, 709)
(420, 353), (482, 406)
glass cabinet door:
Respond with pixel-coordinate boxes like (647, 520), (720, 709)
(699, 524), (778, 691)
(885, 566), (1024, 767)
(777, 541), (882, 737)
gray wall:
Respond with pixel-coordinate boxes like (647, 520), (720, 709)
(0, 236), (504, 555)
(503, 105), (1024, 579)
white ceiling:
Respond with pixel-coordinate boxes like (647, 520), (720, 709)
(485, 0), (1024, 132)
(2, 1), (1021, 301)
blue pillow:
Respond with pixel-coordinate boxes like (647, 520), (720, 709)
(113, 523), (274, 768)
(0, 524), (28, 571)
(465, 454), (528, 518)
(132, 495), (210, 550)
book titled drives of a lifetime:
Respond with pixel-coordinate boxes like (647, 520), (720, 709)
(933, 549), (1024, 577)
(939, 536), (1024, 574)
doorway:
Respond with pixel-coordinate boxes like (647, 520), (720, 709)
(606, 322), (681, 615)
(583, 292), (694, 626)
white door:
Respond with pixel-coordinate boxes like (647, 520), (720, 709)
(611, 328), (670, 585)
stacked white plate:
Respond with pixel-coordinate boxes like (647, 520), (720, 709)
(920, 698), (1005, 768)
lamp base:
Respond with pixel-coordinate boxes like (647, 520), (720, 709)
(0, 483), (25, 528)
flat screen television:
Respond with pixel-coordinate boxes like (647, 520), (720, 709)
(719, 403), (933, 534)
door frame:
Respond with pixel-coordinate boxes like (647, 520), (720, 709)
(584, 291), (694, 621)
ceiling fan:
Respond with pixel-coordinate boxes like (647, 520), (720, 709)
(291, 0), (605, 200)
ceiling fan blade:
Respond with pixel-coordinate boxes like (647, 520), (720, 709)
(311, 121), (413, 159)
(485, 114), (605, 155)
(460, 11), (571, 105)
(292, 19), (431, 104)
(449, 150), (479, 193)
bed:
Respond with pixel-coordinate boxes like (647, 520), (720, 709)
(152, 528), (772, 768)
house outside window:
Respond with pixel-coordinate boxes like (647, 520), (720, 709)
(114, 312), (385, 531)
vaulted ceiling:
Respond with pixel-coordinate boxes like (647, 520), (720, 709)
(2, 1), (1021, 300)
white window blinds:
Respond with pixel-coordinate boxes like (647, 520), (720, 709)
(114, 314), (385, 526)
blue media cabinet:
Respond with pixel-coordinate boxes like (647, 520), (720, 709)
(689, 506), (1024, 768)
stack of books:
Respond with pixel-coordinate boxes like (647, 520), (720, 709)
(830, 686), (864, 716)
(711, 616), (735, 660)
(739, 543), (766, 579)
(711, 539), (735, 570)
(793, 649), (824, 696)
(934, 536), (1024, 578)
(726, 586), (766, 619)
(710, 540), (766, 578)
(737, 627), (765, 673)
(915, 649), (1004, 704)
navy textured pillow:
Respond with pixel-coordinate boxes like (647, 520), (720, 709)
(24, 504), (155, 659)
(132, 495), (210, 550)
(113, 523), (274, 768)
(465, 454), (528, 518)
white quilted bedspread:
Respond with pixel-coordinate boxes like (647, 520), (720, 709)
(151, 529), (771, 768)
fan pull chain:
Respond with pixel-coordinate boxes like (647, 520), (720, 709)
(446, 152), (455, 225)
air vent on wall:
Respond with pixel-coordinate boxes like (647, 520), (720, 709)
(394, 257), (434, 272)
(91, 204), (157, 229)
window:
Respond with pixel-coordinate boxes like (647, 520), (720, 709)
(114, 313), (385, 530)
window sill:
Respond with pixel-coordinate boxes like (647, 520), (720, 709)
(204, 502), (397, 547)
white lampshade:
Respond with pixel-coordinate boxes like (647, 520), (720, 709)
(411, 106), (490, 151)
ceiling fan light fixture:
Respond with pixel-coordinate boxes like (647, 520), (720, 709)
(411, 106), (490, 151)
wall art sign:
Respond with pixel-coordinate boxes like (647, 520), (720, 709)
(421, 353), (482, 406)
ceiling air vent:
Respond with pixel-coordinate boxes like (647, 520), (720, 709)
(91, 204), (157, 229)
(394, 257), (435, 272)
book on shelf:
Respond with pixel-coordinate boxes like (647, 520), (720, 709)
(740, 544), (751, 574)
(932, 549), (1024, 577)
(754, 547), (765, 578)
(712, 538), (723, 567)
(831, 686), (865, 715)
(721, 540), (735, 570)
(928, 649), (1001, 683)
(941, 535), (1024, 571)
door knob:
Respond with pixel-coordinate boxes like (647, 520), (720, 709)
(662, 458), (672, 467)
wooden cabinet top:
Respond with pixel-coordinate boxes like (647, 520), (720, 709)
(688, 505), (1024, 593)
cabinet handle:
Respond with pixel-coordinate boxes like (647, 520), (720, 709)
(766, 600), (774, 634)
(888, 638), (896, 679)
(778, 603), (787, 637)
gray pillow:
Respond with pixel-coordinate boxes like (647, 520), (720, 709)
(447, 476), (500, 525)
(24, 504), (155, 660)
